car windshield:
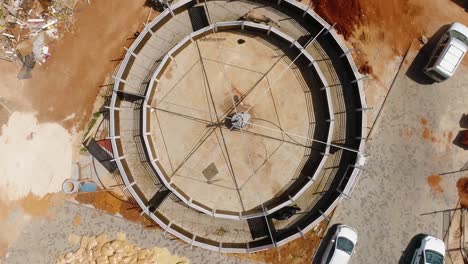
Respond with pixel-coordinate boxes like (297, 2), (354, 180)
(450, 30), (467, 43)
(425, 250), (444, 264)
(336, 237), (354, 255)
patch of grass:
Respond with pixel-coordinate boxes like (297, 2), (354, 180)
(83, 112), (102, 140)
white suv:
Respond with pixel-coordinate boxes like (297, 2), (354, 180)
(320, 225), (357, 264)
(424, 22), (468, 82)
(411, 235), (445, 264)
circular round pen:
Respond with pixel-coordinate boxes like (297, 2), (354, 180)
(107, 0), (367, 253)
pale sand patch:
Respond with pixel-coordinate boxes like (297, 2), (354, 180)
(0, 112), (72, 201)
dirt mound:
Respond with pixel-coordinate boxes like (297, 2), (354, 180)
(457, 178), (468, 208)
(312, 0), (363, 39)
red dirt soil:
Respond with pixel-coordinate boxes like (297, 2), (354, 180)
(427, 175), (443, 194)
(457, 178), (468, 208)
(311, 0), (468, 82)
(422, 127), (431, 140)
(312, 0), (363, 40)
(74, 191), (154, 226)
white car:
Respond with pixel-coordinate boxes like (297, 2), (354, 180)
(411, 235), (445, 264)
(424, 22), (468, 82)
(321, 225), (357, 264)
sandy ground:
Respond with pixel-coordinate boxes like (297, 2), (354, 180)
(0, 112), (72, 201)
(1, 0), (468, 262)
(0, 0), (156, 259)
(152, 31), (313, 212)
(0, 0), (153, 131)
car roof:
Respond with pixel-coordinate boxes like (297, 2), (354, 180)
(438, 43), (465, 73)
(423, 236), (446, 254)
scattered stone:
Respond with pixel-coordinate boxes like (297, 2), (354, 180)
(419, 35), (428, 44)
(56, 234), (190, 264)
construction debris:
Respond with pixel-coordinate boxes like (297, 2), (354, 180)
(0, 0), (80, 65)
(419, 35), (428, 45)
(56, 234), (190, 264)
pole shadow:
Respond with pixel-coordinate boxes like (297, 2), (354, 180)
(405, 24), (451, 85)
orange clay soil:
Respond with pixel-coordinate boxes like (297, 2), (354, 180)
(74, 191), (155, 227)
(312, 0), (468, 76)
(427, 175), (443, 194)
(312, 0), (363, 40)
(457, 178), (468, 208)
(1, 0), (154, 132)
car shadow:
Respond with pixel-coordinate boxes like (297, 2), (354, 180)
(405, 25), (451, 85)
(451, 0), (468, 11)
(312, 224), (340, 264)
(399, 233), (428, 264)
(460, 113), (468, 129)
(453, 130), (468, 150)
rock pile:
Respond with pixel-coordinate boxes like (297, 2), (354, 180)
(56, 234), (190, 264)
